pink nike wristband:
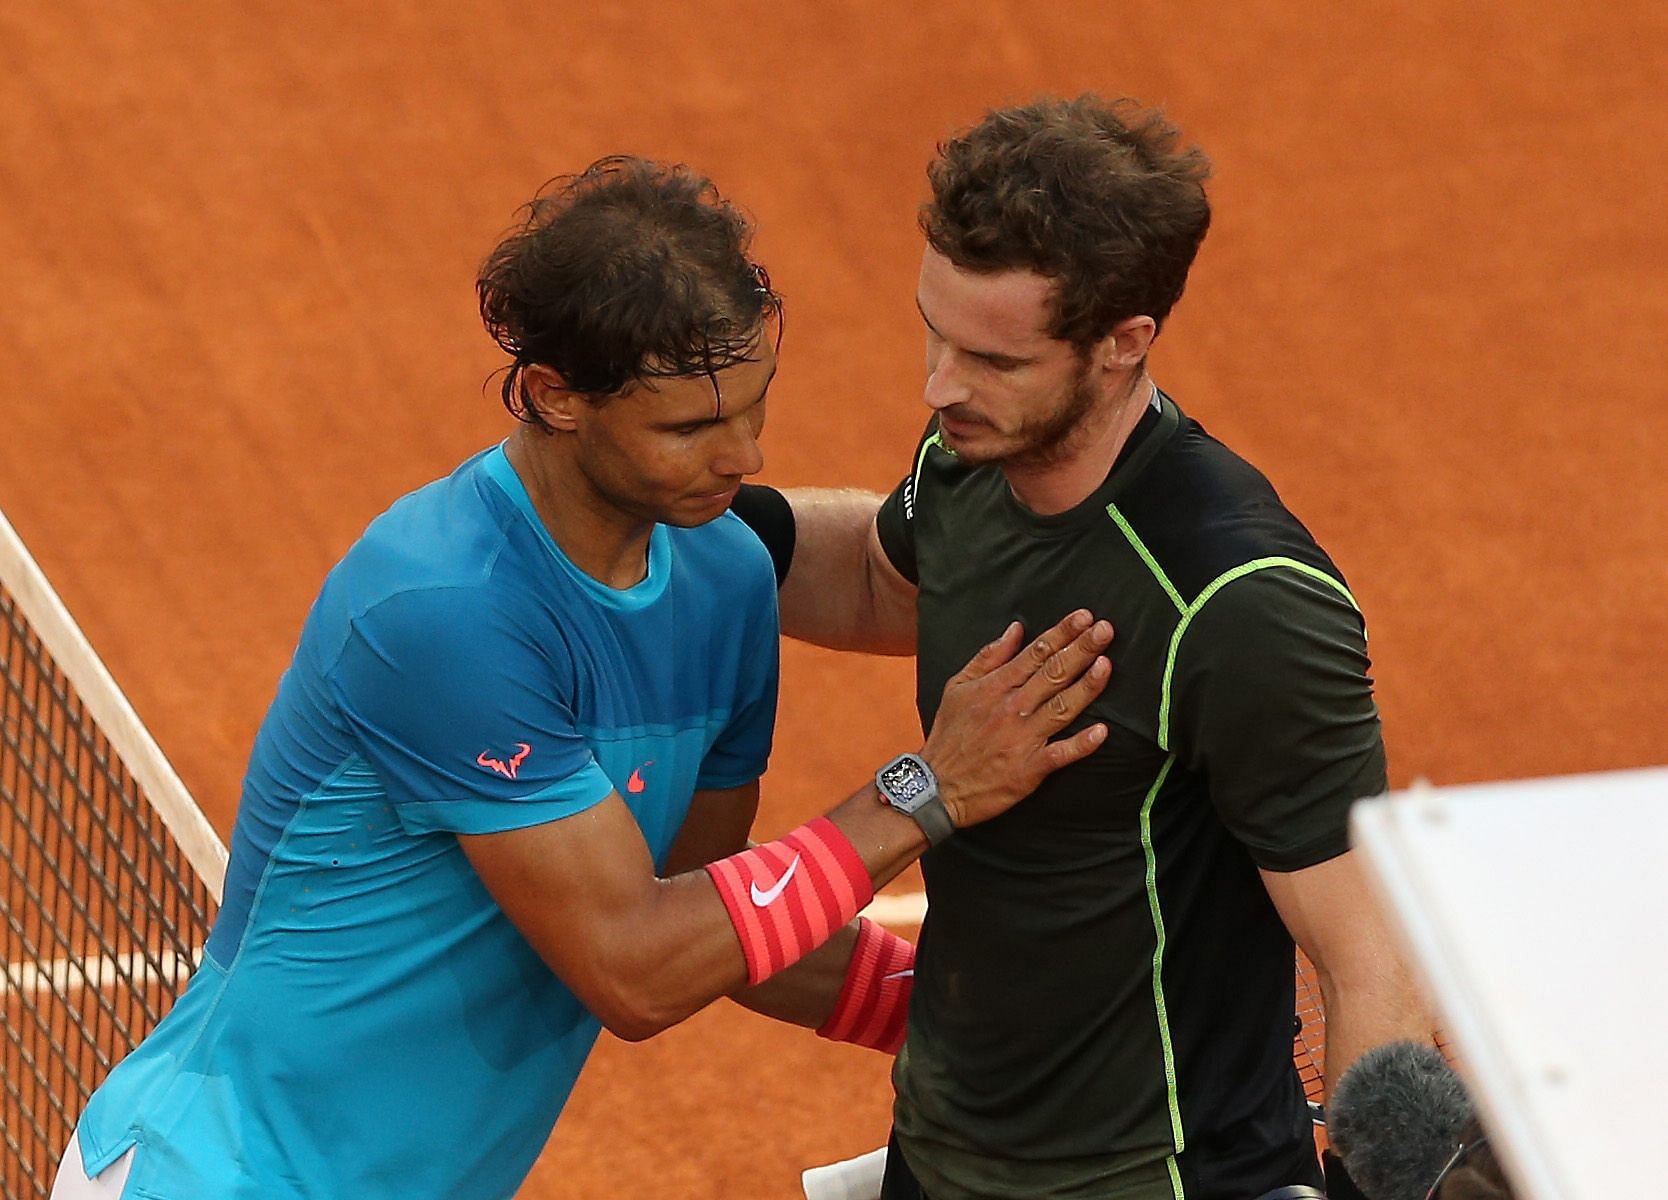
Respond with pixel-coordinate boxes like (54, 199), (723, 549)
(818, 917), (914, 1054)
(705, 817), (874, 986)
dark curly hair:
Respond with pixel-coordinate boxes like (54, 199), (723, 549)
(922, 95), (1211, 347)
(478, 157), (781, 428)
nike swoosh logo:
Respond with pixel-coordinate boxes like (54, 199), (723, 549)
(883, 969), (914, 981)
(749, 854), (801, 907)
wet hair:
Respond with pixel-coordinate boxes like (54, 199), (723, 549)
(922, 95), (1212, 347)
(478, 156), (781, 428)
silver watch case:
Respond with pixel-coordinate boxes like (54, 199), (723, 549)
(876, 752), (954, 845)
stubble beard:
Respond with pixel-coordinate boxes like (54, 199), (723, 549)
(952, 356), (1101, 470)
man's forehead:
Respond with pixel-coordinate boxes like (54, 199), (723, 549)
(918, 249), (1059, 350)
(638, 343), (776, 418)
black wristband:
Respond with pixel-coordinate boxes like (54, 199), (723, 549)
(1322, 1150), (1370, 1200)
(729, 483), (796, 588)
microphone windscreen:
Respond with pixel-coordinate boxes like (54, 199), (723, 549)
(1328, 1041), (1472, 1200)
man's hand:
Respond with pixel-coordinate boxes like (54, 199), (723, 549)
(460, 612), (1109, 1041)
(922, 610), (1112, 829)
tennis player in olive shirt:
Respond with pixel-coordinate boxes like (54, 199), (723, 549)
(736, 96), (1437, 1200)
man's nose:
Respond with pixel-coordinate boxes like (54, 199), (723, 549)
(714, 419), (764, 477)
(923, 352), (972, 410)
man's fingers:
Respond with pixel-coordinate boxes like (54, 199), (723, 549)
(953, 620), (1023, 682)
(986, 610), (1094, 689)
(1040, 721), (1109, 771)
(1054, 654), (1112, 724)
(924, 613), (1113, 830)
(1031, 654), (1111, 729)
(1012, 619), (1113, 717)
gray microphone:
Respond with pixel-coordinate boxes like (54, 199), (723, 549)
(1327, 1041), (1472, 1200)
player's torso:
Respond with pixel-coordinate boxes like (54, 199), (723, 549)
(82, 450), (774, 1199)
(909, 405), (1192, 870)
(894, 397), (1330, 1199)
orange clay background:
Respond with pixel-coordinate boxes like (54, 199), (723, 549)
(2, 3), (1666, 1196)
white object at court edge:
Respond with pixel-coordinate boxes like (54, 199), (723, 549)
(1350, 767), (1668, 1200)
(802, 1146), (887, 1200)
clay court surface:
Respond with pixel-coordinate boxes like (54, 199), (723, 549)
(2, 2), (1665, 1195)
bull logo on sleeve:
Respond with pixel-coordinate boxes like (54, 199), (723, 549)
(476, 743), (532, 779)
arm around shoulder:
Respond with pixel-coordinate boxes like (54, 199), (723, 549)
(736, 485), (917, 654)
(459, 610), (1114, 1043)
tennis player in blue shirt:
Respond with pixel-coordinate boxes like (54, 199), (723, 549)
(54, 157), (1114, 1200)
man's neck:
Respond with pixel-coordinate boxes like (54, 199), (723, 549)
(504, 431), (655, 589)
(1003, 375), (1156, 517)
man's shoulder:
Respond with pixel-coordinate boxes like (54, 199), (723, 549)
(360, 448), (515, 575)
(1113, 414), (1346, 604)
(307, 452), (541, 657)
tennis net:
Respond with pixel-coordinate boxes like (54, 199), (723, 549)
(0, 508), (227, 1200)
(1295, 950), (1328, 1114)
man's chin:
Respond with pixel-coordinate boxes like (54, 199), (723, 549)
(659, 490), (741, 528)
(659, 509), (724, 529)
(935, 417), (984, 454)
(937, 425), (1007, 466)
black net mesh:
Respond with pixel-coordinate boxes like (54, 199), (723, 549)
(0, 579), (216, 1200)
(1295, 949), (1328, 1116)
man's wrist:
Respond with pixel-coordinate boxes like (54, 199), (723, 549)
(704, 817), (874, 986)
(817, 917), (914, 1053)
(875, 752), (954, 845)
(914, 750), (968, 830)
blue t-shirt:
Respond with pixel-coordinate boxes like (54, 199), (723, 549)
(78, 445), (779, 1199)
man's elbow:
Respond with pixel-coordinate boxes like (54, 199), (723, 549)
(590, 976), (695, 1043)
(868, 626), (917, 656)
(600, 1010), (667, 1044)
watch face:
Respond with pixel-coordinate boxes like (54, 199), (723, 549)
(880, 758), (931, 808)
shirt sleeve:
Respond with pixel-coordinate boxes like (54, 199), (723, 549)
(329, 586), (615, 836)
(1167, 566), (1388, 872)
(695, 561), (781, 790)
(875, 419), (943, 586)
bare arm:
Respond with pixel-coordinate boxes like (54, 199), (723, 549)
(462, 783), (867, 1042)
(460, 611), (1111, 1043)
(777, 489), (916, 655)
(660, 783), (763, 878)
(1261, 851), (1439, 1097)
(660, 781), (859, 1029)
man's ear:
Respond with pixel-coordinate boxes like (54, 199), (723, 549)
(1091, 315), (1158, 373)
(521, 365), (583, 432)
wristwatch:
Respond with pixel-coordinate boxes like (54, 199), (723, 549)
(875, 752), (955, 846)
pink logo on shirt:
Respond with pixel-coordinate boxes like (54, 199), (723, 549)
(477, 743), (532, 779)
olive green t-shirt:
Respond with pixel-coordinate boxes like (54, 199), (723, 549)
(875, 391), (1386, 1200)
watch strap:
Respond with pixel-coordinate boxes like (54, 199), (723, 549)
(910, 794), (955, 846)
